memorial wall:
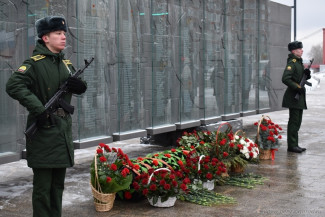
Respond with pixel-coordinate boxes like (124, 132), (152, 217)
(0, 0), (290, 164)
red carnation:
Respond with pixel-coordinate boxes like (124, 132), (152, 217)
(183, 178), (191, 184)
(96, 149), (103, 154)
(223, 152), (229, 158)
(219, 138), (226, 146)
(106, 176), (112, 183)
(180, 183), (187, 191)
(124, 191), (132, 200)
(110, 163), (117, 171)
(206, 172), (213, 180)
(160, 180), (166, 186)
(164, 154), (171, 158)
(164, 184), (171, 190)
(142, 188), (149, 195)
(149, 184), (157, 191)
(99, 156), (107, 162)
(153, 159), (159, 166)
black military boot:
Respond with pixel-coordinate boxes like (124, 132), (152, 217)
(298, 146), (306, 151)
(287, 146), (303, 153)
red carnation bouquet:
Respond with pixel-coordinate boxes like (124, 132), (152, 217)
(254, 116), (283, 150)
(180, 151), (227, 182)
(133, 168), (190, 205)
(90, 143), (137, 194)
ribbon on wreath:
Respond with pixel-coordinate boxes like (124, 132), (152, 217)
(270, 149), (278, 161)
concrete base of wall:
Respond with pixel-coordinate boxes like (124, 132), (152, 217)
(73, 136), (113, 149)
(113, 130), (147, 141)
(146, 124), (177, 135)
(199, 119), (243, 133)
(149, 119), (243, 147)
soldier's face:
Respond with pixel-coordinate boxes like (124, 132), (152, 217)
(42, 30), (66, 53)
(292, 48), (303, 58)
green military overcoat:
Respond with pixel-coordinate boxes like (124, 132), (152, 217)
(6, 41), (77, 168)
(282, 53), (307, 109)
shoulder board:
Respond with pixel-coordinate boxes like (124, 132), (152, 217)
(63, 59), (72, 65)
(31, 55), (46, 61)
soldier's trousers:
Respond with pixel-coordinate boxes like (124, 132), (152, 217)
(32, 168), (66, 217)
(287, 108), (303, 148)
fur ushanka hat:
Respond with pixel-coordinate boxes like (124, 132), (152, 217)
(35, 16), (67, 38)
(288, 41), (303, 51)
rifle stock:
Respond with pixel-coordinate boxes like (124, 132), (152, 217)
(24, 57), (94, 139)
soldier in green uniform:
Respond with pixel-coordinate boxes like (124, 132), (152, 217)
(282, 41), (311, 153)
(6, 16), (87, 217)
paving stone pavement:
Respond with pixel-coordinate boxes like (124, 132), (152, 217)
(1, 75), (325, 217)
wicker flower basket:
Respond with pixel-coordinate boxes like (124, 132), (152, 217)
(256, 115), (273, 160)
(230, 164), (245, 173)
(232, 130), (247, 173)
(259, 149), (272, 160)
(90, 153), (116, 212)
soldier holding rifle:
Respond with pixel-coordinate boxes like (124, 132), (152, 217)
(6, 16), (87, 217)
(282, 41), (311, 153)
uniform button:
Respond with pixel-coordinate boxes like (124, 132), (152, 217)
(48, 87), (51, 91)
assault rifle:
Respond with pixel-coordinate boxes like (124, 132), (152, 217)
(294, 58), (314, 100)
(25, 57), (94, 139)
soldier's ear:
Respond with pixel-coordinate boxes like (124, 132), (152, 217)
(42, 34), (50, 43)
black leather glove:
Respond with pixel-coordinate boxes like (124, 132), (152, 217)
(36, 110), (49, 127)
(67, 77), (87, 94)
(304, 68), (311, 80)
(296, 87), (305, 95)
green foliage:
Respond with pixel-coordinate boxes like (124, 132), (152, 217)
(177, 130), (215, 156)
(178, 186), (236, 206)
(222, 173), (268, 189)
(90, 144), (134, 194)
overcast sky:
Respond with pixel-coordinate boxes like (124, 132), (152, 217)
(270, 0), (324, 60)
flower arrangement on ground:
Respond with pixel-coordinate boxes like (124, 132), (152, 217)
(213, 129), (244, 169)
(90, 143), (136, 194)
(177, 130), (215, 156)
(254, 116), (283, 150)
(179, 150), (226, 183)
(232, 133), (260, 161)
(133, 168), (190, 206)
(144, 147), (186, 171)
